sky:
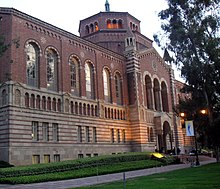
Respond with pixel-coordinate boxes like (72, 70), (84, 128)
(0, 0), (183, 81)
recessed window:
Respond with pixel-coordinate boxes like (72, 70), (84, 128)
(46, 48), (58, 91)
(26, 43), (39, 87)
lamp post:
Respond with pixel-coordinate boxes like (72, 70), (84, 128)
(180, 109), (207, 166)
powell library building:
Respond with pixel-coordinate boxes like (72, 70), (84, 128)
(0, 3), (189, 165)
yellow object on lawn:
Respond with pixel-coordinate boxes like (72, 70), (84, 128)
(151, 152), (164, 159)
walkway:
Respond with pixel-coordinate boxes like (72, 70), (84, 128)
(0, 156), (216, 189)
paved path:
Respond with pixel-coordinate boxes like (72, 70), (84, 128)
(0, 156), (216, 189)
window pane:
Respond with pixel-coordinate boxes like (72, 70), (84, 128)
(52, 123), (58, 141)
(26, 43), (38, 87)
(32, 121), (39, 141)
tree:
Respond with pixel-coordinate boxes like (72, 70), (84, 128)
(155, 0), (220, 161)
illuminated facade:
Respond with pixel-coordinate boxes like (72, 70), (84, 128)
(0, 3), (185, 165)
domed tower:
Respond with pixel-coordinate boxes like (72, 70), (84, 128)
(78, 0), (153, 55)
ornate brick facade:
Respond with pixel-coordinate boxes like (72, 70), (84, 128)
(0, 6), (186, 165)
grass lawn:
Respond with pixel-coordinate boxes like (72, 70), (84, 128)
(76, 163), (220, 189)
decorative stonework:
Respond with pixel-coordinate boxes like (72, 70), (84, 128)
(40, 37), (46, 44)
(152, 60), (157, 72)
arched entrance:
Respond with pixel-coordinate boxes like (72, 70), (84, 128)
(163, 121), (173, 153)
(157, 121), (173, 153)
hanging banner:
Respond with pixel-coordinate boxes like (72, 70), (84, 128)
(185, 120), (194, 136)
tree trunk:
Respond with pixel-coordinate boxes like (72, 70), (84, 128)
(216, 147), (220, 163)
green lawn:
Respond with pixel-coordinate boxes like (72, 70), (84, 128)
(76, 163), (220, 189)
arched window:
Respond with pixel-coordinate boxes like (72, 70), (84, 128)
(161, 81), (169, 112)
(145, 75), (153, 109)
(15, 89), (21, 106)
(153, 79), (161, 111)
(118, 19), (123, 29)
(52, 98), (56, 111)
(26, 43), (39, 87)
(1, 90), (7, 106)
(69, 56), (80, 96)
(90, 23), (94, 33)
(30, 94), (35, 108)
(46, 48), (58, 91)
(115, 72), (123, 105)
(112, 19), (117, 28)
(25, 93), (29, 108)
(85, 62), (95, 99)
(103, 68), (111, 103)
(47, 97), (51, 111)
(107, 19), (112, 29)
(85, 25), (89, 34)
(36, 95), (40, 109)
(42, 96), (46, 110)
(94, 22), (99, 31)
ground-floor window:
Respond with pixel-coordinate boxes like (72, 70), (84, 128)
(44, 154), (50, 163)
(32, 154), (40, 164)
(54, 154), (60, 162)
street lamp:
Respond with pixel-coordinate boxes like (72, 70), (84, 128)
(180, 109), (207, 166)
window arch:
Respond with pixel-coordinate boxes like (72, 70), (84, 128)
(2, 89), (7, 106)
(46, 48), (58, 91)
(26, 42), (39, 87)
(85, 61), (95, 99)
(90, 23), (94, 33)
(103, 68), (111, 103)
(85, 25), (89, 34)
(112, 19), (117, 28)
(15, 89), (21, 106)
(107, 19), (112, 29)
(161, 81), (169, 112)
(69, 56), (80, 96)
(145, 75), (153, 109)
(115, 72), (123, 105)
(94, 22), (99, 31)
(153, 78), (161, 111)
(118, 19), (123, 29)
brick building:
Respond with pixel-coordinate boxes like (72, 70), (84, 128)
(0, 2), (187, 165)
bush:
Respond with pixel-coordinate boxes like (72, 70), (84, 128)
(0, 152), (178, 184)
(0, 161), (14, 168)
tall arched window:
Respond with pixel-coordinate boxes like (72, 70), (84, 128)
(107, 19), (112, 29)
(103, 68), (111, 103)
(69, 56), (80, 96)
(161, 81), (169, 112)
(115, 72), (123, 105)
(153, 79), (161, 111)
(46, 48), (58, 91)
(118, 19), (123, 29)
(112, 19), (117, 28)
(94, 22), (99, 31)
(85, 62), (95, 99)
(145, 75), (153, 109)
(15, 89), (21, 106)
(2, 89), (7, 106)
(26, 43), (39, 87)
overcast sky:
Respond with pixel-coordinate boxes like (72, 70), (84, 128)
(0, 0), (183, 81)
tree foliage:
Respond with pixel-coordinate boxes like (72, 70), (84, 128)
(155, 0), (220, 110)
(155, 0), (220, 154)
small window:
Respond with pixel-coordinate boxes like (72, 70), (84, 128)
(78, 154), (84, 159)
(44, 154), (50, 163)
(32, 155), (40, 164)
(54, 154), (60, 162)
